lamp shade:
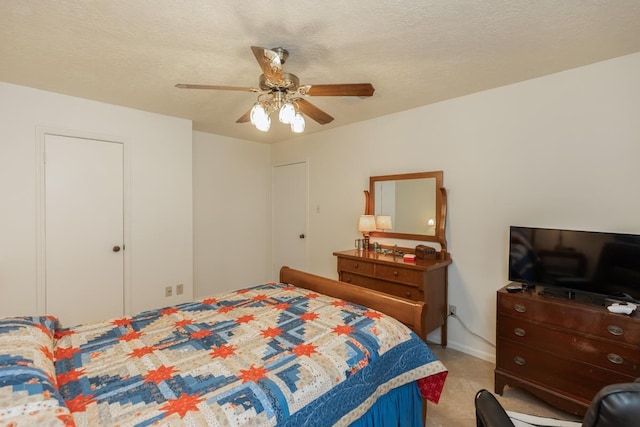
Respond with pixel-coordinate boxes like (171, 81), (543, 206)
(291, 112), (305, 133)
(375, 215), (392, 230)
(279, 102), (296, 124)
(250, 103), (271, 131)
(358, 215), (377, 232)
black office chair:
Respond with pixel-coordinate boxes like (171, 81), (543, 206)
(475, 379), (640, 427)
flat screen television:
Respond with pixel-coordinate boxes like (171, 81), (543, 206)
(509, 226), (640, 303)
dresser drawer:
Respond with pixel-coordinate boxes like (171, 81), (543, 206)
(498, 316), (640, 377)
(375, 264), (423, 286)
(341, 272), (372, 287)
(497, 339), (634, 402)
(341, 273), (422, 301)
(498, 293), (640, 346)
(338, 258), (375, 276)
(373, 279), (423, 301)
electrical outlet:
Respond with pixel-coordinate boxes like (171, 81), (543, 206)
(176, 284), (184, 295)
(448, 304), (457, 316)
(165, 286), (173, 297)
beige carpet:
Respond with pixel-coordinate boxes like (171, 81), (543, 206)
(425, 346), (583, 427)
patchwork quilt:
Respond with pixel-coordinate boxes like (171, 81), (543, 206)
(1, 283), (447, 426)
(0, 316), (74, 426)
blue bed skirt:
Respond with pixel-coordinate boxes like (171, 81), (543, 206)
(349, 382), (423, 427)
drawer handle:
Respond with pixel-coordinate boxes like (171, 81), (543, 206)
(405, 291), (412, 298)
(353, 263), (359, 269)
(393, 271), (399, 277)
(607, 353), (624, 365)
(514, 304), (526, 313)
(346, 278), (352, 283)
(514, 356), (526, 366)
(513, 328), (526, 337)
(607, 325), (624, 336)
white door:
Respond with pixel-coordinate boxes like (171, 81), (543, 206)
(45, 134), (124, 326)
(272, 162), (308, 279)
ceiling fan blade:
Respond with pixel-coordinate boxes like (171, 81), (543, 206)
(175, 84), (259, 92)
(236, 108), (252, 123)
(295, 98), (334, 125)
(304, 83), (375, 97)
(250, 46), (284, 84)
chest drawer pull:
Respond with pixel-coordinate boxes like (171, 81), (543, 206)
(513, 328), (526, 337)
(353, 263), (359, 269)
(607, 353), (624, 365)
(514, 304), (526, 313)
(393, 271), (399, 277)
(607, 325), (624, 336)
(345, 278), (352, 283)
(405, 291), (412, 298)
(514, 356), (526, 366)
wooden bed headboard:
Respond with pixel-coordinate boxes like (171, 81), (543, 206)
(280, 266), (427, 341)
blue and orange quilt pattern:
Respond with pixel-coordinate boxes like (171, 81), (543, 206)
(2, 283), (446, 426)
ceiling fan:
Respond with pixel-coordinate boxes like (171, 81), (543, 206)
(175, 46), (375, 133)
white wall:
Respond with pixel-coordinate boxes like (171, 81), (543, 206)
(271, 52), (640, 361)
(0, 82), (193, 318)
(192, 131), (271, 297)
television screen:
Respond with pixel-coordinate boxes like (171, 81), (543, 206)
(509, 226), (640, 303)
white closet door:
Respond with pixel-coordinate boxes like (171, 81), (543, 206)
(272, 161), (308, 279)
(45, 134), (124, 326)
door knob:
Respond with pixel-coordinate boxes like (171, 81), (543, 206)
(299, 234), (305, 239)
(112, 245), (121, 252)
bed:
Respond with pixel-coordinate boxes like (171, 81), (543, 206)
(0, 267), (447, 426)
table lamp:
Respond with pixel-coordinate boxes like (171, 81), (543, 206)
(358, 215), (376, 250)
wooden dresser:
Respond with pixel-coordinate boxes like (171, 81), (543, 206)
(495, 285), (640, 415)
(333, 249), (451, 345)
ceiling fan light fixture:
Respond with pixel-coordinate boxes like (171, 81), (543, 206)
(255, 114), (271, 132)
(291, 112), (305, 133)
(250, 103), (271, 131)
(250, 103), (265, 125)
(279, 102), (296, 124)
(177, 47), (373, 134)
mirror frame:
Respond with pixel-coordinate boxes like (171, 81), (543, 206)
(365, 171), (447, 252)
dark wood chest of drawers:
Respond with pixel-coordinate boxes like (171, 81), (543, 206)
(495, 285), (640, 415)
(334, 249), (451, 345)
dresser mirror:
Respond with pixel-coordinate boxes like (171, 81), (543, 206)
(366, 171), (447, 251)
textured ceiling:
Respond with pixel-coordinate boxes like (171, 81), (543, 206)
(2, 1), (640, 144)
